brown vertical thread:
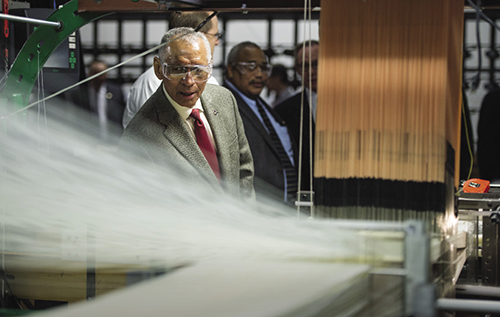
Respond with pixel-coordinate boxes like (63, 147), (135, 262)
(315, 0), (464, 225)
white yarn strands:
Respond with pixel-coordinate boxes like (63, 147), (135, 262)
(0, 99), (407, 315)
(0, 100), (404, 266)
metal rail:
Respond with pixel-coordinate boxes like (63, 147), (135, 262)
(437, 298), (500, 313)
(0, 13), (61, 29)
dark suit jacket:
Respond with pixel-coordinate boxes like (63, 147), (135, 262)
(478, 89), (500, 181)
(66, 82), (126, 128)
(274, 91), (314, 192)
(224, 84), (295, 202)
(119, 84), (255, 200)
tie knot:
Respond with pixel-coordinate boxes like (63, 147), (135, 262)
(190, 108), (201, 121)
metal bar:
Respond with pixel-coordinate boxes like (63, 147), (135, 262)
(456, 284), (500, 298)
(482, 218), (500, 286)
(141, 16), (147, 72)
(0, 13), (61, 29)
(324, 219), (408, 231)
(414, 284), (436, 317)
(404, 221), (431, 317)
(117, 17), (123, 82)
(458, 209), (493, 216)
(369, 268), (407, 276)
(86, 228), (95, 300)
(77, 0), (319, 12)
(437, 298), (500, 313)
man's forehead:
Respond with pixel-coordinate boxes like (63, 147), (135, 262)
(238, 47), (266, 62)
(165, 40), (207, 62)
(298, 44), (318, 54)
(296, 45), (319, 61)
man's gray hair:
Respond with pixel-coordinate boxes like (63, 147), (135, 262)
(158, 27), (212, 64)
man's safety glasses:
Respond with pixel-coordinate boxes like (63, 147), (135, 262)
(235, 62), (272, 76)
(162, 64), (213, 82)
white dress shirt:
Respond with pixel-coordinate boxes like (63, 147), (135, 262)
(162, 85), (217, 152)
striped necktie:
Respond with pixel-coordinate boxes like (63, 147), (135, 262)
(190, 109), (220, 179)
(255, 100), (298, 201)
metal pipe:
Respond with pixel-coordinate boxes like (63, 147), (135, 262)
(0, 13), (61, 29)
(455, 285), (500, 298)
(437, 298), (500, 313)
(458, 209), (493, 216)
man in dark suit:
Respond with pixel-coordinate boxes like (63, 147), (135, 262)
(66, 60), (126, 144)
(224, 41), (297, 204)
(478, 88), (500, 183)
(274, 40), (319, 192)
(120, 27), (254, 200)
(68, 60), (126, 126)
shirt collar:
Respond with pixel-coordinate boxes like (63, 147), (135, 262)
(225, 80), (257, 108)
(162, 84), (203, 120)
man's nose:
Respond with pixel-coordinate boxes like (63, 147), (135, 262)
(181, 71), (195, 84)
(254, 67), (265, 77)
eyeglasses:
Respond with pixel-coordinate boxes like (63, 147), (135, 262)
(204, 32), (223, 40)
(162, 64), (213, 82)
(234, 62), (272, 76)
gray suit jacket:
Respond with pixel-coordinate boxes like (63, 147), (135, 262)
(119, 84), (255, 200)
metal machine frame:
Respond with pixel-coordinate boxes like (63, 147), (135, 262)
(3, 1), (500, 316)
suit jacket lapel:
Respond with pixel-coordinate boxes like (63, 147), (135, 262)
(224, 85), (277, 154)
(200, 90), (236, 179)
(153, 88), (219, 185)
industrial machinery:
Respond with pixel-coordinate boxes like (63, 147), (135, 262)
(1, 1), (500, 316)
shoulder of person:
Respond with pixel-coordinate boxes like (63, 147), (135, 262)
(130, 67), (160, 88)
(482, 88), (500, 104)
(203, 83), (233, 96)
(124, 99), (163, 134)
(274, 91), (302, 113)
(107, 81), (123, 92)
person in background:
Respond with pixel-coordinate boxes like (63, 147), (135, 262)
(120, 28), (254, 200)
(224, 41), (297, 205)
(66, 60), (126, 142)
(274, 40), (319, 193)
(265, 64), (295, 108)
(122, 11), (221, 128)
(477, 88), (500, 183)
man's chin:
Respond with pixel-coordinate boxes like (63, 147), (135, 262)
(176, 95), (199, 108)
(248, 89), (263, 100)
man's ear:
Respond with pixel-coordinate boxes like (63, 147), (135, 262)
(226, 65), (235, 79)
(153, 56), (164, 80)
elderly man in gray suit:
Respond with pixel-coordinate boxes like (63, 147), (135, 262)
(120, 27), (255, 200)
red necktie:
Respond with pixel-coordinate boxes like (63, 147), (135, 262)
(190, 109), (220, 179)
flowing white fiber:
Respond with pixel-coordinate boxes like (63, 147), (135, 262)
(0, 99), (408, 315)
(0, 100), (405, 267)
